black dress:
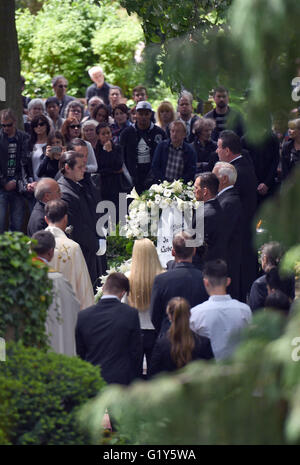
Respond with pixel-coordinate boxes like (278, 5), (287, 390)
(148, 331), (214, 377)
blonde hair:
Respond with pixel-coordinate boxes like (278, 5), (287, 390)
(156, 101), (176, 128)
(128, 239), (164, 311)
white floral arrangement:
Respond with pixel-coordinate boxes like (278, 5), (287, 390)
(95, 259), (132, 302)
(121, 180), (199, 239)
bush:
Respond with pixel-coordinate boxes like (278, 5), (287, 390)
(0, 232), (53, 348)
(0, 342), (105, 445)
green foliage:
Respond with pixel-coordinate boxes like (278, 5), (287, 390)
(79, 309), (298, 445)
(16, 0), (146, 98)
(0, 232), (53, 348)
(0, 342), (105, 445)
(107, 225), (133, 268)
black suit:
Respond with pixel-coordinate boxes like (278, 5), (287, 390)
(193, 198), (225, 269)
(150, 262), (208, 336)
(75, 297), (143, 385)
(58, 175), (99, 287)
(27, 200), (46, 236)
(217, 187), (242, 299)
(230, 156), (258, 301)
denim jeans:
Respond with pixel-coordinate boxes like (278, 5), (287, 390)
(0, 189), (25, 233)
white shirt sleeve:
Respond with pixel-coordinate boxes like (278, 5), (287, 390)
(85, 140), (98, 173)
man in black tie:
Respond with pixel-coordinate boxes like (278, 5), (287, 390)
(216, 130), (258, 301)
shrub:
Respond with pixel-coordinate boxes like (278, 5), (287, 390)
(0, 342), (105, 445)
(0, 232), (53, 348)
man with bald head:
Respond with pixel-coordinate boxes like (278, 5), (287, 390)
(27, 178), (61, 236)
(213, 162), (242, 299)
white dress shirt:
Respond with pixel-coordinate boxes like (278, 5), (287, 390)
(190, 294), (252, 361)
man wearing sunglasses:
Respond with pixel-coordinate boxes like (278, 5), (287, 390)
(0, 109), (32, 233)
(52, 75), (75, 117)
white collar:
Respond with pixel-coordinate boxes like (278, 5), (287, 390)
(218, 185), (234, 196)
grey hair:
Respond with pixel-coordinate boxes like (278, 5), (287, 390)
(178, 90), (193, 105)
(193, 117), (216, 134)
(214, 161), (237, 185)
(64, 100), (85, 119)
(34, 178), (57, 201)
(88, 66), (104, 78)
(28, 98), (45, 112)
(82, 119), (99, 129)
(88, 96), (104, 107)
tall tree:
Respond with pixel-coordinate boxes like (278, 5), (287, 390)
(0, 0), (23, 126)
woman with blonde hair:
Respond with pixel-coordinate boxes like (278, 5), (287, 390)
(126, 238), (164, 372)
(156, 101), (175, 135)
(149, 297), (213, 376)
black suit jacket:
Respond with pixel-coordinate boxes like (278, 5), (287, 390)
(27, 200), (46, 236)
(217, 187), (242, 299)
(75, 298), (143, 385)
(150, 262), (208, 336)
(148, 331), (213, 377)
(230, 156), (257, 227)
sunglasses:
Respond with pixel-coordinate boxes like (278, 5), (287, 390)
(1, 123), (13, 128)
(58, 84), (68, 88)
(34, 122), (47, 127)
(69, 124), (81, 129)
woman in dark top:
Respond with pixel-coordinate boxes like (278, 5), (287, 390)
(92, 103), (110, 125)
(110, 104), (131, 144)
(249, 242), (295, 312)
(281, 118), (300, 179)
(190, 118), (218, 173)
(148, 297), (214, 377)
(37, 131), (65, 179)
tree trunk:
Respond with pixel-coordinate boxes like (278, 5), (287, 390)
(0, 0), (23, 128)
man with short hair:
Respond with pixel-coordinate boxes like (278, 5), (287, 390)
(31, 230), (80, 356)
(132, 85), (148, 104)
(0, 109), (33, 233)
(45, 97), (65, 130)
(212, 162), (242, 299)
(216, 130), (258, 301)
(52, 75), (74, 116)
(67, 137), (98, 174)
(204, 86), (245, 141)
(193, 172), (225, 268)
(27, 178), (61, 236)
(177, 91), (199, 143)
(120, 101), (166, 194)
(85, 66), (112, 105)
(152, 120), (197, 184)
(75, 272), (143, 385)
(45, 199), (94, 310)
(190, 259), (252, 361)
(151, 231), (208, 337)
(108, 86), (123, 115)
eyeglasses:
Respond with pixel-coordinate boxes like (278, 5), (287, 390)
(1, 123), (13, 128)
(70, 109), (81, 114)
(69, 124), (81, 129)
(58, 84), (68, 88)
(34, 122), (47, 127)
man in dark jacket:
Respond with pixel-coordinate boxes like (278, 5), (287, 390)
(120, 101), (166, 194)
(85, 66), (111, 105)
(76, 272), (143, 385)
(152, 120), (197, 184)
(57, 151), (100, 288)
(27, 178), (61, 236)
(151, 231), (208, 337)
(0, 109), (32, 233)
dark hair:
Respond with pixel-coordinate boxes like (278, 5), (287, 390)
(0, 108), (16, 123)
(172, 232), (194, 260)
(67, 138), (87, 150)
(45, 97), (60, 108)
(96, 122), (111, 135)
(30, 114), (51, 149)
(109, 85), (122, 95)
(92, 103), (109, 122)
(31, 230), (55, 255)
(167, 297), (195, 368)
(265, 267), (293, 297)
(213, 86), (229, 96)
(103, 272), (130, 295)
(198, 172), (219, 196)
(219, 130), (241, 155)
(203, 259), (228, 287)
(265, 290), (290, 315)
(261, 242), (283, 270)
(132, 85), (147, 95)
(64, 100), (84, 120)
(52, 75), (67, 87)
(47, 130), (64, 146)
(61, 117), (81, 143)
(112, 103), (129, 118)
(45, 199), (68, 223)
(59, 150), (83, 173)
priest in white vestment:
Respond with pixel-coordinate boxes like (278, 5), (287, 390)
(44, 199), (95, 309)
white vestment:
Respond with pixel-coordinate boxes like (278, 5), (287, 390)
(46, 225), (95, 309)
(47, 270), (81, 356)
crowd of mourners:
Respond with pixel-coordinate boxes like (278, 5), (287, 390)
(0, 65), (299, 385)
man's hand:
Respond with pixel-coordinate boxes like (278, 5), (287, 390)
(26, 182), (37, 192)
(257, 183), (269, 196)
(4, 180), (17, 191)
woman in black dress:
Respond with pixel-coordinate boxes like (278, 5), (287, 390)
(148, 297), (214, 377)
(190, 118), (218, 173)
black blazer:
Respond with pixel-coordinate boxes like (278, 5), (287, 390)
(150, 262), (208, 336)
(27, 200), (46, 237)
(75, 298), (143, 385)
(148, 331), (214, 377)
(230, 156), (258, 227)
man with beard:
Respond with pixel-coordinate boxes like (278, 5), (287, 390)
(204, 86), (245, 142)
